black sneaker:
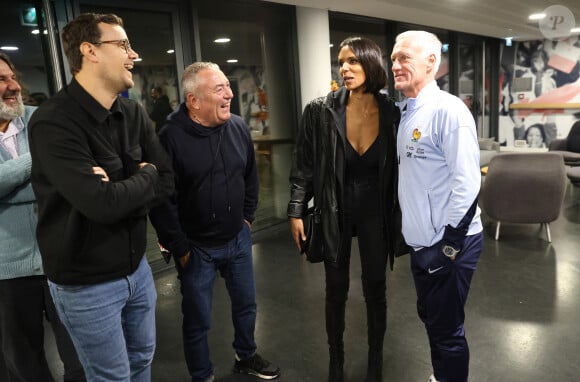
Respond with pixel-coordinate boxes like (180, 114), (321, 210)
(233, 353), (280, 380)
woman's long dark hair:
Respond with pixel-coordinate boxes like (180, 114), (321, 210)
(339, 37), (387, 94)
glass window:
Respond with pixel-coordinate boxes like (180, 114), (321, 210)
(79, 5), (180, 125)
(330, 13), (390, 93)
(0, 3), (51, 103)
(195, 0), (298, 231)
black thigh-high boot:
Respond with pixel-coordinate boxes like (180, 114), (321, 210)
(326, 300), (346, 382)
(363, 280), (387, 382)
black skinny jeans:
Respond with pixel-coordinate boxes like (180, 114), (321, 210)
(324, 180), (387, 306)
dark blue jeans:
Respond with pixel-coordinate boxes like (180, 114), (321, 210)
(411, 232), (483, 382)
(178, 224), (257, 382)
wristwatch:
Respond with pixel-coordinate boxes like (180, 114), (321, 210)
(442, 245), (460, 259)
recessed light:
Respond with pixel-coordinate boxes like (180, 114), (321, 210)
(214, 38), (231, 44)
(0, 46), (18, 51)
(166, 49), (175, 54)
(529, 13), (546, 20)
(227, 59), (238, 63)
(31, 29), (40, 35)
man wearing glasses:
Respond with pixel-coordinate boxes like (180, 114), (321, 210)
(28, 13), (173, 381)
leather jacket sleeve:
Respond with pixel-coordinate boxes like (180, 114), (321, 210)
(287, 97), (325, 218)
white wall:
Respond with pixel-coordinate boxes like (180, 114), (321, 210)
(296, 6), (331, 110)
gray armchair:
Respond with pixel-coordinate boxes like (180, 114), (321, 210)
(480, 152), (566, 242)
(548, 120), (580, 166)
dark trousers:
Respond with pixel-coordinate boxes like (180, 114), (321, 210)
(324, 197), (388, 353)
(0, 275), (85, 382)
(411, 232), (483, 382)
(326, 179), (387, 306)
(325, 210), (388, 306)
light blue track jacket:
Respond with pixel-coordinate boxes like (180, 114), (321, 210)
(0, 106), (43, 280)
(397, 81), (482, 249)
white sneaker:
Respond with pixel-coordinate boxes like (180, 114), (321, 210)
(428, 374), (439, 382)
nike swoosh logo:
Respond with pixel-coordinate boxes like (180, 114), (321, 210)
(428, 266), (444, 274)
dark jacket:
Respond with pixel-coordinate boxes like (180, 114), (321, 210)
(287, 87), (404, 268)
(28, 78), (174, 285)
(149, 103), (258, 256)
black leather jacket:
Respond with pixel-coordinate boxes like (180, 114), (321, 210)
(288, 87), (404, 268)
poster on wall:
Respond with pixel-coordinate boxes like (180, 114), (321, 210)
(499, 36), (580, 147)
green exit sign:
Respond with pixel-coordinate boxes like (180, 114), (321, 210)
(20, 6), (37, 27)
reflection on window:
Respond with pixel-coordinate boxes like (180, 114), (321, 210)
(330, 14), (389, 94)
(195, 0), (297, 231)
(80, 5), (179, 126)
(0, 4), (50, 102)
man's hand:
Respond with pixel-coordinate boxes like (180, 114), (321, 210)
(138, 162), (157, 171)
(441, 224), (465, 261)
(178, 251), (190, 268)
(92, 166), (109, 182)
(289, 217), (305, 252)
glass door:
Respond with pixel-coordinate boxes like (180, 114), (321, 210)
(75, 1), (187, 267)
(456, 36), (497, 138)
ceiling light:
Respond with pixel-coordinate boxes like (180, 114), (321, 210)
(505, 37), (513, 47)
(529, 13), (546, 20)
(0, 46), (19, 51)
(31, 29), (40, 35)
(166, 49), (175, 54)
(133, 58), (142, 62)
(226, 59), (238, 63)
(329, 44), (334, 48)
(214, 38), (231, 44)
(572, 27), (580, 33)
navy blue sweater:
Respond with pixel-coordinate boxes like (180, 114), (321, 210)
(149, 103), (258, 255)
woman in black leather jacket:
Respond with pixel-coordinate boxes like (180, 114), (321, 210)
(288, 37), (402, 382)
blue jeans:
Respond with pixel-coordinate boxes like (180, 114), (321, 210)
(411, 232), (483, 382)
(49, 256), (157, 382)
(179, 224), (257, 382)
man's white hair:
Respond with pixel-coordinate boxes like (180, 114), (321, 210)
(396, 30), (442, 74)
(182, 62), (221, 99)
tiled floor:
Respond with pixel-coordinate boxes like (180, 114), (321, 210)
(44, 186), (580, 381)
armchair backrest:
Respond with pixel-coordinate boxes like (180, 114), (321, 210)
(566, 120), (580, 153)
(481, 152), (566, 224)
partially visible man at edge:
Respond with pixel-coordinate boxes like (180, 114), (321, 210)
(0, 51), (85, 382)
(28, 13), (173, 381)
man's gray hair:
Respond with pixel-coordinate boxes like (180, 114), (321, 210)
(182, 62), (220, 99)
(396, 30), (442, 74)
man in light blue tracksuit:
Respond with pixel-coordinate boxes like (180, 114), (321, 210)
(391, 31), (483, 382)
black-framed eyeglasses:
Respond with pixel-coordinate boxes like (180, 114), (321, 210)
(93, 39), (132, 54)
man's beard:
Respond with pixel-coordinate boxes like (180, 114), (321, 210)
(0, 93), (24, 121)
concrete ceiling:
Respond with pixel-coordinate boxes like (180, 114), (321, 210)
(262, 0), (580, 41)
